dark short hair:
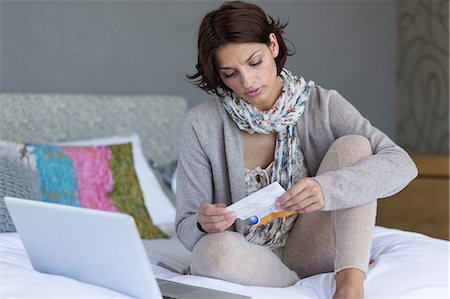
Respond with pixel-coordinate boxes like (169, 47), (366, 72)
(187, 1), (294, 97)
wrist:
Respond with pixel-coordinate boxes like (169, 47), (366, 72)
(197, 221), (207, 233)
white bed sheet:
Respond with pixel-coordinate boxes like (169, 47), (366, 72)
(1, 226), (448, 299)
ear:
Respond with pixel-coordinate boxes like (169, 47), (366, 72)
(268, 33), (280, 58)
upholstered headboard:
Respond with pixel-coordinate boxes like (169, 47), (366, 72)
(0, 94), (188, 166)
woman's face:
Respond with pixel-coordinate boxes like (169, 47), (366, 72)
(215, 33), (282, 111)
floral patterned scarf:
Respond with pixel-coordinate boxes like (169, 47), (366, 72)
(222, 68), (315, 188)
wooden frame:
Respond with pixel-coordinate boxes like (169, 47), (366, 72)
(376, 155), (449, 240)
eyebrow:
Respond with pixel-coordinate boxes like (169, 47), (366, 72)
(218, 50), (261, 70)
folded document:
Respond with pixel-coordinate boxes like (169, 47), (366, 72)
(227, 182), (296, 226)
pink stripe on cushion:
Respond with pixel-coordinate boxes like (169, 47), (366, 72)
(61, 146), (116, 211)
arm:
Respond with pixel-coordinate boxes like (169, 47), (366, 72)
(175, 112), (211, 251)
(174, 111), (235, 251)
(314, 89), (418, 211)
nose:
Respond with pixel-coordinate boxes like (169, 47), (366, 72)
(240, 70), (254, 89)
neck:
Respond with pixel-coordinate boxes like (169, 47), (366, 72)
(257, 76), (283, 111)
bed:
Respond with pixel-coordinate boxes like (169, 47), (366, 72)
(0, 93), (448, 298)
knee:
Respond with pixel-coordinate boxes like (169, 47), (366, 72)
(190, 231), (242, 275)
(330, 135), (372, 166)
(191, 231), (299, 287)
(330, 135), (373, 156)
(331, 135), (372, 155)
(318, 136), (372, 174)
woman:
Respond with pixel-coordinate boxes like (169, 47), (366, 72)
(175, 1), (417, 298)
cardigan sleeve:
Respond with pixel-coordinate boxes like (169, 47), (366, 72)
(174, 111), (211, 251)
(313, 89), (418, 211)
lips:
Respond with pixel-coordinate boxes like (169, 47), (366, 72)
(246, 87), (262, 97)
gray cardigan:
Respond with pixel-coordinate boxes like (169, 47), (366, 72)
(175, 86), (418, 251)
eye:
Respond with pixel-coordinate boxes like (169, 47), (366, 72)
(223, 72), (236, 78)
(249, 60), (262, 67)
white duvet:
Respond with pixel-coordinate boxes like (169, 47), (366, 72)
(1, 226), (448, 298)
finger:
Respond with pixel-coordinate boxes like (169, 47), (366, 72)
(283, 194), (316, 212)
(199, 212), (235, 224)
(276, 179), (308, 207)
(279, 186), (315, 210)
(200, 204), (229, 216)
(208, 218), (236, 233)
(202, 217), (235, 233)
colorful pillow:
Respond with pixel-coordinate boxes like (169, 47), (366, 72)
(0, 137), (169, 239)
(57, 135), (176, 227)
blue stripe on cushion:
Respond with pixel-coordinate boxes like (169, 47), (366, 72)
(30, 145), (79, 206)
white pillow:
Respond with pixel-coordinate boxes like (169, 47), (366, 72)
(57, 135), (176, 226)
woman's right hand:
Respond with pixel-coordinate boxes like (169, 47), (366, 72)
(197, 204), (236, 233)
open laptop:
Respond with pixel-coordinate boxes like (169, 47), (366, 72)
(5, 197), (250, 299)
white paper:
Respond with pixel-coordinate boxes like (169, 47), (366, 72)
(226, 182), (286, 225)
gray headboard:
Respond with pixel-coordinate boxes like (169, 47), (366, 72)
(0, 94), (188, 166)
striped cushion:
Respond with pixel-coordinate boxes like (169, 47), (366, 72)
(0, 140), (168, 239)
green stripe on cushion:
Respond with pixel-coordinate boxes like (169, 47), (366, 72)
(108, 143), (168, 239)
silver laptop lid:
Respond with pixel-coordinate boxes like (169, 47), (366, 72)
(5, 196), (162, 299)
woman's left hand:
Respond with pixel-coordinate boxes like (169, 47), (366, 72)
(276, 177), (325, 214)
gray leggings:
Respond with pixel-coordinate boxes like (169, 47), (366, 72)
(190, 135), (377, 287)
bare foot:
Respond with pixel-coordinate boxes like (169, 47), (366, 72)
(332, 268), (365, 299)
